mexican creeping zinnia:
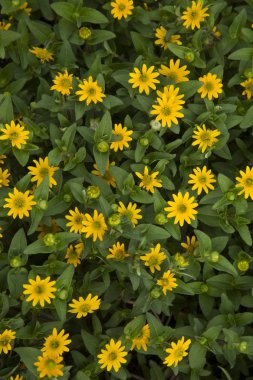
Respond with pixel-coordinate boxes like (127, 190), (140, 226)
(129, 64), (160, 95)
(135, 166), (162, 193)
(198, 73), (223, 100)
(0, 120), (29, 149)
(97, 339), (128, 372)
(65, 241), (84, 267)
(69, 294), (101, 318)
(157, 270), (178, 295)
(51, 69), (73, 95)
(111, 0), (134, 20)
(240, 78), (253, 99)
(42, 328), (71, 357)
(163, 336), (191, 367)
(0, 168), (10, 188)
(131, 324), (150, 351)
(188, 166), (216, 195)
(4, 188), (36, 219)
(140, 243), (167, 273)
(82, 209), (108, 241)
(154, 26), (182, 50)
(164, 192), (198, 227)
(65, 207), (86, 234)
(0, 329), (16, 354)
(92, 161), (116, 187)
(151, 85), (185, 128)
(110, 123), (133, 152)
(107, 242), (130, 261)
(181, 1), (209, 30)
(235, 166), (253, 200)
(192, 124), (221, 153)
(34, 353), (64, 379)
(76, 76), (105, 105)
(29, 46), (54, 63)
(23, 275), (56, 307)
(118, 201), (142, 226)
(9, 376), (23, 380)
(28, 157), (59, 188)
(159, 59), (190, 84)
(181, 235), (198, 254)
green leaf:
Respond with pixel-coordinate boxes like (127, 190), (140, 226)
(0, 92), (14, 123)
(81, 329), (99, 355)
(229, 9), (247, 39)
(189, 342), (206, 369)
(240, 105), (253, 129)
(79, 7), (108, 24)
(228, 48), (253, 60)
(87, 30), (116, 45)
(15, 347), (41, 376)
(217, 174), (234, 192)
(124, 315), (146, 338)
(51, 2), (76, 22)
(207, 256), (238, 277)
(194, 230), (212, 254)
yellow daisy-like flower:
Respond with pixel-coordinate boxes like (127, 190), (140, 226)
(97, 339), (128, 373)
(92, 161), (116, 188)
(76, 76), (105, 105)
(198, 73), (223, 100)
(9, 375), (23, 380)
(82, 209), (108, 242)
(29, 47), (54, 63)
(0, 21), (11, 31)
(236, 166), (253, 200)
(65, 242), (83, 267)
(240, 78), (253, 99)
(4, 188), (36, 219)
(163, 336), (191, 367)
(34, 353), (64, 379)
(212, 26), (221, 38)
(110, 124), (133, 152)
(69, 294), (101, 318)
(159, 59), (190, 84)
(174, 253), (189, 268)
(51, 70), (73, 96)
(111, 0), (134, 20)
(131, 324), (150, 351)
(188, 166), (216, 195)
(192, 124), (221, 153)
(157, 270), (178, 295)
(140, 243), (167, 273)
(164, 192), (198, 227)
(18, 1), (32, 16)
(65, 207), (86, 234)
(0, 154), (6, 165)
(181, 1), (209, 30)
(37, 218), (61, 239)
(181, 235), (198, 254)
(135, 166), (162, 193)
(0, 226), (3, 239)
(151, 85), (185, 128)
(118, 201), (142, 226)
(0, 120), (29, 149)
(0, 329), (16, 354)
(107, 242), (129, 261)
(23, 275), (56, 307)
(42, 328), (71, 357)
(0, 168), (10, 188)
(128, 64), (160, 95)
(28, 157), (59, 188)
(154, 26), (182, 50)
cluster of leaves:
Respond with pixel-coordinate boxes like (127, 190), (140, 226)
(1, 0), (253, 379)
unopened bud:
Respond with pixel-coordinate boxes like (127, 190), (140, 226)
(86, 186), (101, 199)
(43, 233), (56, 247)
(79, 27), (92, 40)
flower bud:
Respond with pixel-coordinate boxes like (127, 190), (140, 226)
(111, 204), (119, 212)
(184, 51), (195, 63)
(198, 336), (208, 345)
(86, 185), (101, 199)
(150, 287), (161, 299)
(155, 213), (168, 225)
(57, 288), (69, 300)
(237, 260), (249, 272)
(37, 199), (48, 210)
(142, 158), (149, 164)
(226, 191), (235, 201)
(79, 27), (92, 40)
(108, 213), (121, 227)
(150, 120), (162, 131)
(43, 233), (56, 247)
(12, 0), (20, 6)
(63, 194), (72, 203)
(200, 284), (209, 293)
(96, 141), (109, 153)
(239, 341), (248, 353)
(244, 68), (253, 79)
(209, 251), (220, 262)
(139, 137), (149, 147)
(9, 256), (23, 268)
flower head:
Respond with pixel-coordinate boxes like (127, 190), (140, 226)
(164, 192), (198, 227)
(111, 0), (134, 20)
(135, 166), (162, 193)
(42, 328), (71, 357)
(188, 166), (216, 195)
(65, 207), (86, 234)
(159, 59), (190, 84)
(131, 324), (150, 351)
(28, 157), (59, 188)
(236, 166), (253, 200)
(192, 124), (221, 153)
(0, 155), (6, 165)
(34, 353), (64, 378)
(9, 375), (23, 380)
(241, 78), (253, 99)
(181, 235), (198, 254)
(69, 294), (101, 318)
(51, 70), (73, 95)
(154, 26), (182, 49)
(0, 329), (16, 354)
(110, 123), (133, 152)
(140, 244), (167, 273)
(92, 161), (116, 187)
(82, 210), (108, 242)
(0, 168), (10, 188)
(118, 201), (142, 226)
(76, 76), (105, 105)
(23, 275), (56, 307)
(181, 1), (209, 30)
(29, 47), (54, 63)
(129, 64), (160, 95)
(157, 270), (178, 295)
(97, 339), (128, 372)
(107, 242), (129, 260)
(65, 241), (84, 267)
(198, 73), (223, 100)
(0, 21), (11, 31)
(4, 188), (36, 219)
(0, 120), (29, 149)
(163, 336), (191, 367)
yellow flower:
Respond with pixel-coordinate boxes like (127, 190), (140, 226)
(42, 328), (71, 357)
(163, 336), (191, 367)
(34, 353), (64, 379)
(18, 1), (32, 16)
(28, 157), (59, 188)
(97, 339), (128, 372)
(212, 26), (221, 38)
(131, 324), (150, 351)
(76, 76), (105, 105)
(0, 155), (6, 165)
(65, 207), (86, 234)
(0, 21), (11, 31)
(0, 329), (16, 354)
(0, 120), (29, 149)
(188, 166), (216, 195)
(69, 294), (101, 318)
(0, 168), (10, 188)
(51, 70), (73, 96)
(92, 161), (116, 187)
(140, 243), (167, 273)
(29, 47), (54, 63)
(181, 1), (209, 30)
(198, 73), (223, 100)
(23, 275), (56, 307)
(4, 188), (36, 219)
(181, 235), (198, 254)
(236, 166), (253, 200)
(0, 226), (3, 239)
(135, 166), (162, 193)
(111, 0), (134, 20)
(192, 124), (221, 153)
(240, 78), (253, 99)
(118, 201), (142, 226)
(159, 59), (190, 84)
(129, 64), (160, 95)
(164, 191), (198, 227)
(110, 123), (133, 152)
(9, 375), (23, 380)
(37, 218), (61, 239)
(157, 270), (178, 295)
(107, 242), (129, 260)
(154, 26), (182, 49)
(151, 85), (185, 128)
(65, 242), (83, 267)
(82, 209), (108, 242)
(174, 253), (189, 267)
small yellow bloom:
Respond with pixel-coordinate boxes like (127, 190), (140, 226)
(129, 64), (160, 95)
(65, 207), (86, 234)
(157, 270), (178, 295)
(51, 70), (73, 96)
(28, 157), (59, 188)
(174, 253), (189, 268)
(159, 59), (190, 84)
(34, 353), (64, 379)
(0, 226), (3, 239)
(9, 375), (23, 380)
(240, 78), (253, 99)
(42, 328), (71, 357)
(0, 168), (10, 188)
(23, 275), (56, 307)
(181, 1), (209, 30)
(76, 76), (105, 105)
(131, 324), (150, 351)
(212, 26), (221, 38)
(111, 0), (134, 20)
(0, 329), (16, 354)
(97, 339), (128, 372)
(140, 243), (167, 273)
(18, 1), (32, 16)
(0, 155), (6, 165)
(163, 336), (191, 367)
(154, 26), (182, 50)
(65, 241), (84, 267)
(82, 209), (108, 242)
(236, 166), (253, 200)
(118, 201), (142, 226)
(188, 166), (216, 195)
(69, 294), (101, 318)
(0, 120), (29, 149)
(4, 188), (36, 219)
(135, 166), (162, 193)
(92, 161), (116, 188)
(181, 235), (198, 254)
(107, 242), (129, 260)
(192, 124), (221, 153)
(29, 46), (54, 63)
(198, 73), (223, 100)
(0, 21), (11, 31)
(164, 192), (198, 227)
(110, 123), (133, 152)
